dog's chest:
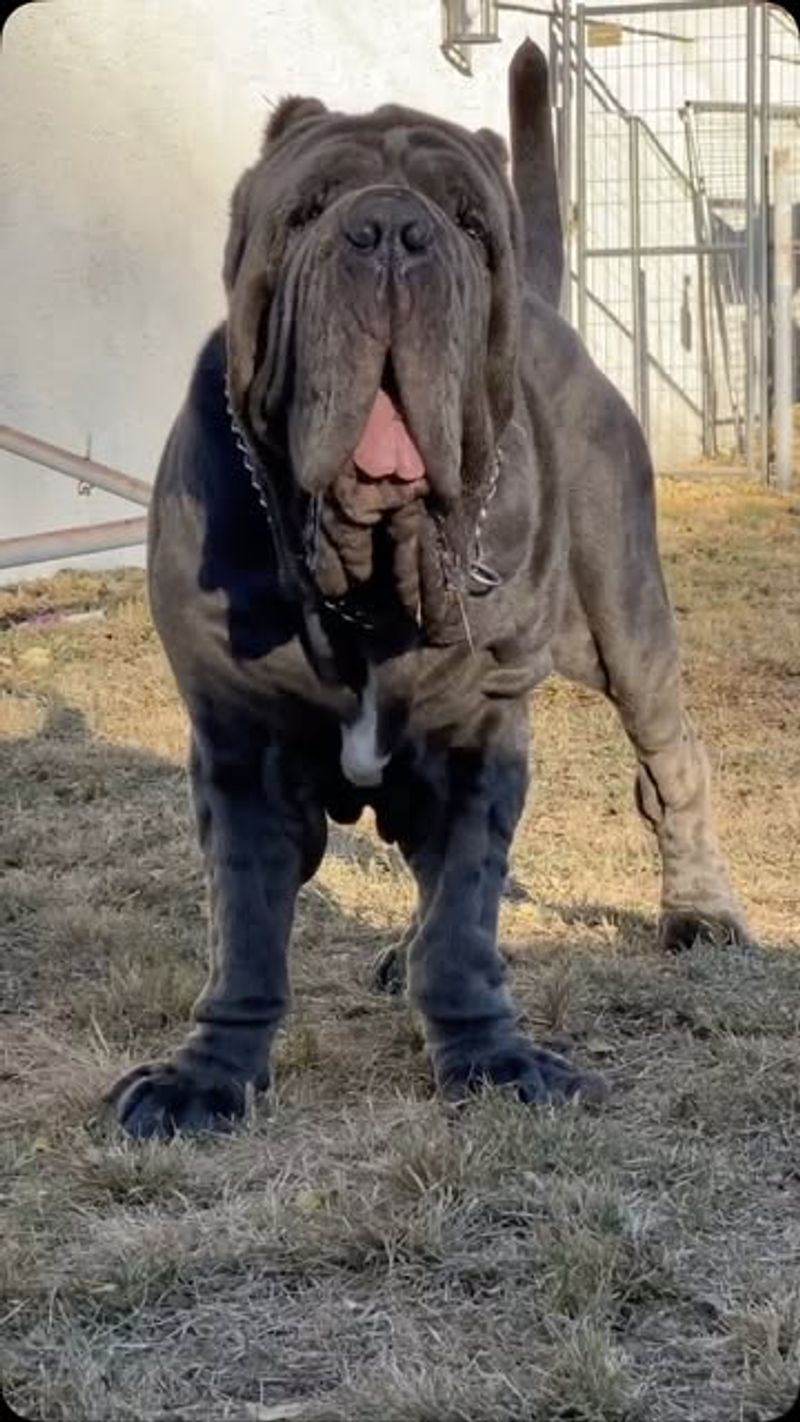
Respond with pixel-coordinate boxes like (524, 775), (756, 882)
(335, 643), (498, 786)
(340, 667), (389, 787)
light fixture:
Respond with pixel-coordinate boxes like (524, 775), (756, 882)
(441, 40), (474, 75)
(442, 0), (501, 47)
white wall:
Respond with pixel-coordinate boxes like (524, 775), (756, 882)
(0, 0), (544, 584)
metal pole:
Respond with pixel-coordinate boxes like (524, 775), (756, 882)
(630, 117), (644, 422)
(744, 0), (756, 474)
(774, 146), (794, 492)
(0, 425), (152, 507)
(585, 242), (743, 259)
(576, 3), (587, 339)
(684, 103), (716, 456)
(582, 0), (775, 15)
(690, 180), (714, 451)
(560, 0), (573, 322)
(759, 0), (771, 481)
(550, 14), (566, 315)
(638, 266), (651, 442)
(550, 12), (561, 190)
(685, 103), (743, 454)
(0, 517), (149, 572)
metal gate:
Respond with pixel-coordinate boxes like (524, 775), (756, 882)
(550, 0), (800, 480)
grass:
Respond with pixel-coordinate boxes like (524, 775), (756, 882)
(1, 475), (799, 1421)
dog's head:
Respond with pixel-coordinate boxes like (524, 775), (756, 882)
(223, 42), (559, 636)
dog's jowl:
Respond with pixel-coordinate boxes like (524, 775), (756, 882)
(106, 41), (749, 1139)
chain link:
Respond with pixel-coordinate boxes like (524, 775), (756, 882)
(224, 375), (280, 536)
(224, 373), (503, 627)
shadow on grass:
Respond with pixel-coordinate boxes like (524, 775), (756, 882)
(3, 699), (797, 1100)
(542, 900), (657, 938)
(0, 700), (400, 1030)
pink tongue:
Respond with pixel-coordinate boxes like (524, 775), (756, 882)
(353, 390), (426, 482)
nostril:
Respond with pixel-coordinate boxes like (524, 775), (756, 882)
(342, 197), (434, 260)
(400, 218), (432, 255)
(346, 217), (383, 252)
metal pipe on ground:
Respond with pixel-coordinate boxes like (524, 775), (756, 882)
(0, 425), (152, 507)
(0, 517), (149, 571)
(773, 146), (794, 493)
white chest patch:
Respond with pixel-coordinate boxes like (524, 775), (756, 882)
(340, 667), (390, 787)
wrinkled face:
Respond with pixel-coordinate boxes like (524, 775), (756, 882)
(224, 99), (523, 628)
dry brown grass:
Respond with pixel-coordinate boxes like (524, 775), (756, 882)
(1, 476), (799, 1421)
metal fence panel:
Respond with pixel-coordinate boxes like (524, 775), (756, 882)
(557, 0), (800, 480)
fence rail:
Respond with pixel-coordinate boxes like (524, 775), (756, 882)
(0, 516), (150, 572)
(0, 424), (151, 572)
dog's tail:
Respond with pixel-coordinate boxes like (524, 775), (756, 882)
(508, 39), (564, 308)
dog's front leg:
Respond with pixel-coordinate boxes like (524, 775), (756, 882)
(403, 715), (606, 1105)
(107, 721), (325, 1138)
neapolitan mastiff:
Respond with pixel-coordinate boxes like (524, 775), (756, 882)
(108, 41), (748, 1137)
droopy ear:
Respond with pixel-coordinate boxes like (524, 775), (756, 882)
(222, 168), (254, 294)
(226, 268), (271, 416)
(474, 127), (509, 171)
(263, 96), (328, 149)
(222, 168), (271, 412)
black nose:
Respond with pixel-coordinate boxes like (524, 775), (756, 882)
(342, 191), (434, 264)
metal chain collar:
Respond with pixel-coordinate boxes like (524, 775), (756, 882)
(467, 451), (502, 590)
(224, 374), (503, 627)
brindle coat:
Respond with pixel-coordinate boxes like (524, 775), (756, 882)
(107, 42), (748, 1137)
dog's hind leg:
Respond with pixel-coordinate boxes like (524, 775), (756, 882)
(554, 571), (750, 953)
(616, 660), (750, 952)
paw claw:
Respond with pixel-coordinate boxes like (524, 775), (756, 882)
(371, 944), (407, 996)
(105, 1060), (248, 1140)
(659, 909), (753, 954)
(436, 1036), (609, 1107)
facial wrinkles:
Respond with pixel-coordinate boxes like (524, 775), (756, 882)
(288, 133), (384, 207)
(260, 274), (291, 418)
(380, 127), (412, 185)
(249, 123), (507, 456)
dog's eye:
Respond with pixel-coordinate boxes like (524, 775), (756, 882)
(289, 195), (327, 229)
(456, 202), (488, 249)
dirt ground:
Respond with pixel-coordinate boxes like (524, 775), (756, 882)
(1, 475), (799, 1422)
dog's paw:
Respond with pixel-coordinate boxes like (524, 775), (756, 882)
(105, 1060), (249, 1140)
(658, 908), (753, 954)
(371, 943), (407, 995)
(435, 1034), (608, 1107)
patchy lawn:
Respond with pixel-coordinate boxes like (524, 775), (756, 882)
(1, 477), (798, 1422)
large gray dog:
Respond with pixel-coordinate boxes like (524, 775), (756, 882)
(107, 41), (748, 1137)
